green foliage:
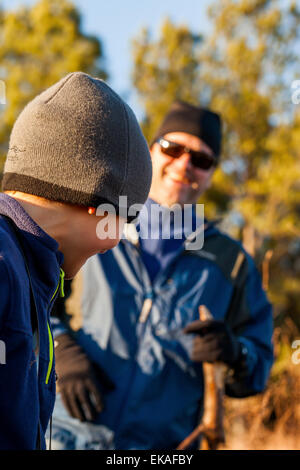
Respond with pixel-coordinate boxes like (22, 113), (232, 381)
(0, 0), (107, 170)
(202, 0), (300, 332)
(132, 18), (203, 141)
(131, 0), (300, 333)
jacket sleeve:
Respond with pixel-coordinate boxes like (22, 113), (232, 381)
(0, 259), (21, 449)
(0, 258), (11, 331)
(225, 255), (274, 398)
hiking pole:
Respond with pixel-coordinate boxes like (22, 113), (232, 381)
(177, 305), (226, 450)
(262, 249), (273, 292)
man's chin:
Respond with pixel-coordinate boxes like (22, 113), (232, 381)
(165, 189), (194, 207)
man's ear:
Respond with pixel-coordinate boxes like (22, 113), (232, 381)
(149, 143), (156, 158)
(205, 168), (216, 191)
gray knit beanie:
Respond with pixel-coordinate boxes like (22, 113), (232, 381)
(2, 72), (152, 220)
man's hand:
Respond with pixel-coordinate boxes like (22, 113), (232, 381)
(55, 333), (114, 422)
(184, 319), (241, 366)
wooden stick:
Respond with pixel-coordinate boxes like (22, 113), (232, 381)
(262, 249), (273, 292)
(176, 305), (226, 450)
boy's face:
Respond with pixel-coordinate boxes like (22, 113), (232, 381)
(62, 208), (126, 279)
(3, 190), (126, 280)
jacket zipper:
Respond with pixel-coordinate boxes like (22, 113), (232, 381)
(45, 268), (65, 385)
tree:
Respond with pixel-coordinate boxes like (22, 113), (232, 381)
(132, 18), (203, 142)
(0, 0), (107, 170)
(132, 2), (300, 447)
(199, 0), (300, 330)
(131, 18), (232, 216)
(131, 0), (300, 332)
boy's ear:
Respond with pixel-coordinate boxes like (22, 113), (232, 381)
(149, 141), (157, 156)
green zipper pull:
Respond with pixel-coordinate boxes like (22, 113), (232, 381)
(59, 268), (65, 297)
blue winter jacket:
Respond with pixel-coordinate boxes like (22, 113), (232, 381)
(0, 194), (64, 450)
(51, 209), (273, 450)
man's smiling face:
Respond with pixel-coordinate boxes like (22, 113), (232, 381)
(149, 131), (216, 207)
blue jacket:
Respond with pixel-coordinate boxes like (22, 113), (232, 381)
(51, 210), (273, 450)
(0, 194), (64, 450)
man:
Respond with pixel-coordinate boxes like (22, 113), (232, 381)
(51, 101), (273, 450)
(0, 71), (152, 450)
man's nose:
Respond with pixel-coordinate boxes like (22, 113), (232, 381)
(173, 152), (193, 171)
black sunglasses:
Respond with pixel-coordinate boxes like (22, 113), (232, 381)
(156, 137), (217, 171)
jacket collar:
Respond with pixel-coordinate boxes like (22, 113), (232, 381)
(122, 198), (220, 249)
(0, 193), (64, 303)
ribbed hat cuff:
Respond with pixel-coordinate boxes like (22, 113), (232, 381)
(2, 173), (138, 222)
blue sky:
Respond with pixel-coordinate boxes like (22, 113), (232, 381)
(1, 0), (212, 116)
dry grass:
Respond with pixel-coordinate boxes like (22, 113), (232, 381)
(219, 341), (300, 450)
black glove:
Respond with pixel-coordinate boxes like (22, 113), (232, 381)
(184, 319), (242, 366)
(55, 333), (114, 422)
